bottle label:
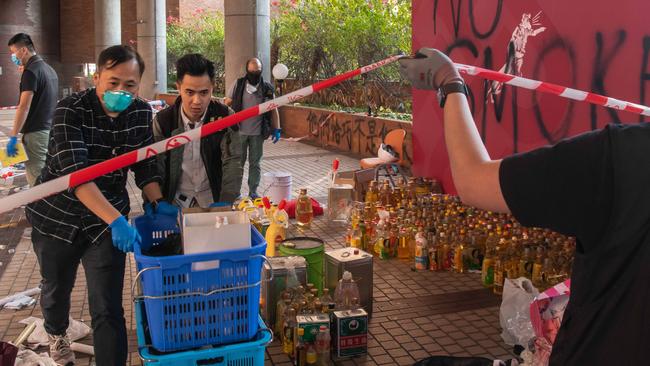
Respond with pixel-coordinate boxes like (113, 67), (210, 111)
(415, 255), (428, 271)
(482, 258), (494, 286)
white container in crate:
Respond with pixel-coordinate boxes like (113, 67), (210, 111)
(182, 211), (251, 270)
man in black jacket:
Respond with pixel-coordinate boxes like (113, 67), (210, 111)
(225, 58), (281, 199)
(154, 53), (243, 207)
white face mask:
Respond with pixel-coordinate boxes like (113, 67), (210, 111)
(245, 82), (258, 94)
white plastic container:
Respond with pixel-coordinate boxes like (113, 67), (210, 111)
(263, 171), (292, 203)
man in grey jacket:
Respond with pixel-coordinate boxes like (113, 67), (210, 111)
(153, 53), (242, 207)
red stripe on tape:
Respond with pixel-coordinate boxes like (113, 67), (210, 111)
(68, 150), (138, 188)
(200, 105), (261, 137)
(624, 104), (644, 114)
(585, 93), (608, 106)
(476, 69), (514, 83)
(313, 69), (361, 92)
(536, 82), (566, 96)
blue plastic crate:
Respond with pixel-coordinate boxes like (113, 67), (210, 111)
(135, 300), (272, 365)
(133, 214), (267, 352)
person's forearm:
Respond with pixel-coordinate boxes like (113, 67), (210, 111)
(142, 182), (164, 202)
(272, 109), (280, 129)
(11, 105), (29, 136)
(443, 93), (508, 212)
(75, 183), (122, 224)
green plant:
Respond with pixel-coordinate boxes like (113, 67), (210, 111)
(271, 0), (411, 82)
(166, 9), (225, 90)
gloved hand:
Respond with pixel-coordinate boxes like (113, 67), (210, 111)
(398, 48), (463, 91)
(6, 136), (18, 157)
(272, 128), (281, 144)
(109, 216), (141, 253)
(144, 200), (179, 218)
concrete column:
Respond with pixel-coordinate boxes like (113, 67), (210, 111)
(94, 0), (122, 60)
(137, 0), (167, 99)
(224, 0), (271, 93)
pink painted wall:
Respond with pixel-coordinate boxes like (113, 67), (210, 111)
(412, 0), (650, 193)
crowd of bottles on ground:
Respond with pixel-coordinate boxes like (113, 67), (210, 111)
(277, 268), (363, 365)
(346, 177), (575, 294)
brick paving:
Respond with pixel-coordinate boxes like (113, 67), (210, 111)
(0, 110), (513, 365)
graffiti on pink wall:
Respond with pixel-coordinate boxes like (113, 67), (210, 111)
(412, 0), (650, 193)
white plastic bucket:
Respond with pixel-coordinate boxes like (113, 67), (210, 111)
(263, 172), (292, 203)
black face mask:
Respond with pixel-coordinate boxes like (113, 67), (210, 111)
(246, 71), (262, 85)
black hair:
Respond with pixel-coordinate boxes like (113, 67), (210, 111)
(97, 45), (145, 76)
(8, 33), (35, 52)
(246, 58), (263, 72)
(176, 53), (215, 82)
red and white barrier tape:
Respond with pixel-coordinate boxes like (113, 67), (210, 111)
(0, 55), (402, 214)
(455, 63), (650, 116)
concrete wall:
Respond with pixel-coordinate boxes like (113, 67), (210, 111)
(279, 105), (413, 166)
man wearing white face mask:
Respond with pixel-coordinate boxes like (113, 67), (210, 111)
(26, 45), (174, 366)
(6, 33), (58, 186)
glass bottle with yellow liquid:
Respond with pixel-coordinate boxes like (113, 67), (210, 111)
(365, 180), (379, 204)
(531, 246), (545, 288)
(397, 224), (410, 259)
(481, 241), (495, 288)
(296, 188), (313, 229)
(493, 243), (507, 295)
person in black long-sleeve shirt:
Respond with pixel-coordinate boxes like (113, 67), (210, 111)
(399, 49), (648, 365)
(26, 45), (177, 366)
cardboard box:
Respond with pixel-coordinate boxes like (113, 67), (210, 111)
(334, 169), (377, 202)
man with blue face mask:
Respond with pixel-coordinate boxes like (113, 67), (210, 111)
(6, 33), (58, 186)
(25, 45), (176, 366)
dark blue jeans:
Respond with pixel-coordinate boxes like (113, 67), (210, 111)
(32, 230), (127, 366)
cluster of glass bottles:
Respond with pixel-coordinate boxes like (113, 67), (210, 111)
(346, 179), (575, 293)
(277, 268), (360, 365)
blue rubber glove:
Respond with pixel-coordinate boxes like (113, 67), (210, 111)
(156, 201), (179, 218)
(272, 128), (281, 144)
(144, 200), (179, 218)
(109, 216), (141, 253)
(6, 136), (18, 157)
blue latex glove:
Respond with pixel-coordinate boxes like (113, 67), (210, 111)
(272, 128), (281, 144)
(144, 200), (179, 218)
(6, 136), (18, 157)
(109, 216), (141, 253)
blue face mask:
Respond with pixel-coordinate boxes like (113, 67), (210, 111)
(11, 54), (21, 66)
(102, 90), (134, 113)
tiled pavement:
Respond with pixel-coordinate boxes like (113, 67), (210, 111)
(0, 110), (513, 365)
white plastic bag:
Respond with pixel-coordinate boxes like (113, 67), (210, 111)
(499, 277), (539, 347)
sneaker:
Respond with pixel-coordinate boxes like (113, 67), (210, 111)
(48, 333), (75, 366)
(249, 192), (260, 199)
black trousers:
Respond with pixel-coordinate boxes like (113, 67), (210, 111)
(32, 229), (127, 366)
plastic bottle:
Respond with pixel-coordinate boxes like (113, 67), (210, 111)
(296, 188), (314, 229)
(333, 271), (361, 310)
(319, 288), (334, 314)
(414, 230), (429, 271)
(532, 247), (545, 288)
(265, 199), (289, 257)
(315, 325), (331, 366)
(282, 307), (297, 355)
(305, 344), (318, 365)
(275, 293), (290, 335)
(295, 327), (306, 365)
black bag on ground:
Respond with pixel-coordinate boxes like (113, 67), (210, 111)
(412, 356), (495, 366)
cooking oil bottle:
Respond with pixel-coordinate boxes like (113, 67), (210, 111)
(295, 188), (313, 229)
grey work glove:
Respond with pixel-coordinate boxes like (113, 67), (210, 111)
(398, 48), (464, 90)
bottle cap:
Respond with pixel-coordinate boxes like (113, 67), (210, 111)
(342, 271), (352, 281)
(353, 249), (359, 255)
